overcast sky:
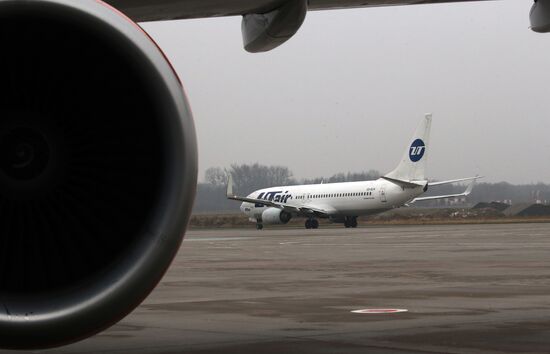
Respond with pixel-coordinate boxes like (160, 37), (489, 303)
(142, 0), (550, 185)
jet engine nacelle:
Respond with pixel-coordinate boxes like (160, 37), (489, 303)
(531, 0), (550, 33)
(261, 207), (292, 224)
(0, 0), (197, 349)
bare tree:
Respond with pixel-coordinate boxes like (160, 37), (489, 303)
(204, 167), (227, 186)
(302, 170), (380, 185)
(229, 163), (295, 195)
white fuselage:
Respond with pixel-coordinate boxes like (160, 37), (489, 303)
(240, 178), (425, 220)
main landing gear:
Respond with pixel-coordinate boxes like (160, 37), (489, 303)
(256, 223), (263, 230)
(344, 216), (358, 228)
(305, 218), (319, 229)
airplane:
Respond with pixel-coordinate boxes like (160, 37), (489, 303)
(227, 114), (481, 229)
(0, 0), (545, 349)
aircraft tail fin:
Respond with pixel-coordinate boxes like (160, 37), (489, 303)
(385, 113), (432, 182)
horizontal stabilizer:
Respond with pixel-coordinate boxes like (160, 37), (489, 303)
(411, 178), (478, 203)
(429, 175), (483, 187)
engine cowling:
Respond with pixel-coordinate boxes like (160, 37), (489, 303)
(0, 0), (197, 349)
(531, 0), (550, 33)
(261, 207), (292, 225)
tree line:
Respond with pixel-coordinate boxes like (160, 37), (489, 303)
(193, 163), (550, 213)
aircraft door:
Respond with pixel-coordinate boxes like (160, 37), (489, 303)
(379, 187), (387, 202)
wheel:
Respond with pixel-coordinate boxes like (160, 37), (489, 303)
(305, 220), (311, 229)
(344, 216), (357, 228)
(312, 219), (319, 229)
(256, 224), (263, 230)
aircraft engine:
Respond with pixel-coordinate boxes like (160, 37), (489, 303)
(0, 0), (197, 349)
(531, 0), (550, 33)
(261, 207), (292, 224)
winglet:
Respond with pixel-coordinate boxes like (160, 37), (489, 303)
(226, 173), (234, 198)
(464, 178), (477, 196)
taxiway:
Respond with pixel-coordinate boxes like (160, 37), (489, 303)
(21, 223), (550, 353)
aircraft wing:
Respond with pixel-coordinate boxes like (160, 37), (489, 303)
(295, 205), (334, 218)
(108, 1), (493, 22)
(411, 179), (477, 203)
(226, 193), (332, 217)
(106, 0), (501, 52)
(225, 175), (298, 212)
(107, 0), (548, 52)
(227, 194), (299, 213)
(226, 175), (333, 216)
(227, 193), (332, 217)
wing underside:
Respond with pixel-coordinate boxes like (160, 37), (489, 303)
(108, 0), (493, 22)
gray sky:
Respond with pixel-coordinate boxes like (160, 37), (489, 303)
(142, 0), (550, 185)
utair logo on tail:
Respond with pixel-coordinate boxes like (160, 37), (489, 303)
(409, 139), (425, 162)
